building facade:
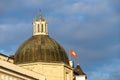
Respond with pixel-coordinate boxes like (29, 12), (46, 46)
(0, 53), (45, 80)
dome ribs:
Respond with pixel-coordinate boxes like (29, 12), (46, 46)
(14, 35), (69, 65)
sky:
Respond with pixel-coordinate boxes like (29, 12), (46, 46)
(0, 0), (120, 80)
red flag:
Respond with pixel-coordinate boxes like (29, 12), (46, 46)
(70, 49), (78, 58)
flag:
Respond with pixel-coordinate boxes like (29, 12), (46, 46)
(69, 49), (78, 58)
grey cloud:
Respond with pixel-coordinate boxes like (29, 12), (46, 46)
(88, 59), (120, 80)
(0, 23), (32, 54)
(57, 0), (113, 15)
(0, 0), (119, 80)
(106, 75), (120, 80)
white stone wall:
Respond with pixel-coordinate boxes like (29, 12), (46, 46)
(76, 75), (86, 80)
(0, 54), (13, 63)
(19, 62), (73, 80)
(0, 72), (22, 80)
(0, 60), (46, 80)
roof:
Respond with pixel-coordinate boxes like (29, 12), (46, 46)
(0, 53), (14, 59)
(74, 65), (86, 75)
(0, 53), (8, 57)
(14, 35), (69, 65)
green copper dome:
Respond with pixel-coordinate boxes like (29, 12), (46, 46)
(14, 35), (69, 65)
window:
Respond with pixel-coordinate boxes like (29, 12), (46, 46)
(38, 24), (40, 32)
(66, 72), (69, 80)
(41, 24), (43, 32)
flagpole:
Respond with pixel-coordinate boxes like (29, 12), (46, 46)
(69, 49), (72, 60)
(77, 56), (80, 65)
(77, 49), (80, 65)
(68, 50), (71, 60)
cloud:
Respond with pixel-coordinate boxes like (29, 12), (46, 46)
(0, 22), (32, 54)
(32, 0), (120, 68)
(88, 59), (120, 80)
(0, 0), (119, 80)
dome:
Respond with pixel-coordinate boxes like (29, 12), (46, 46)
(14, 35), (69, 65)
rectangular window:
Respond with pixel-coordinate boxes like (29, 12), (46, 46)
(66, 72), (69, 80)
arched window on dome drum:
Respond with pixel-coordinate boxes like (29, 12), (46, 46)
(41, 24), (43, 32)
(38, 24), (40, 32)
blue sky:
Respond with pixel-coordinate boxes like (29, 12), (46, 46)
(0, 0), (120, 80)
